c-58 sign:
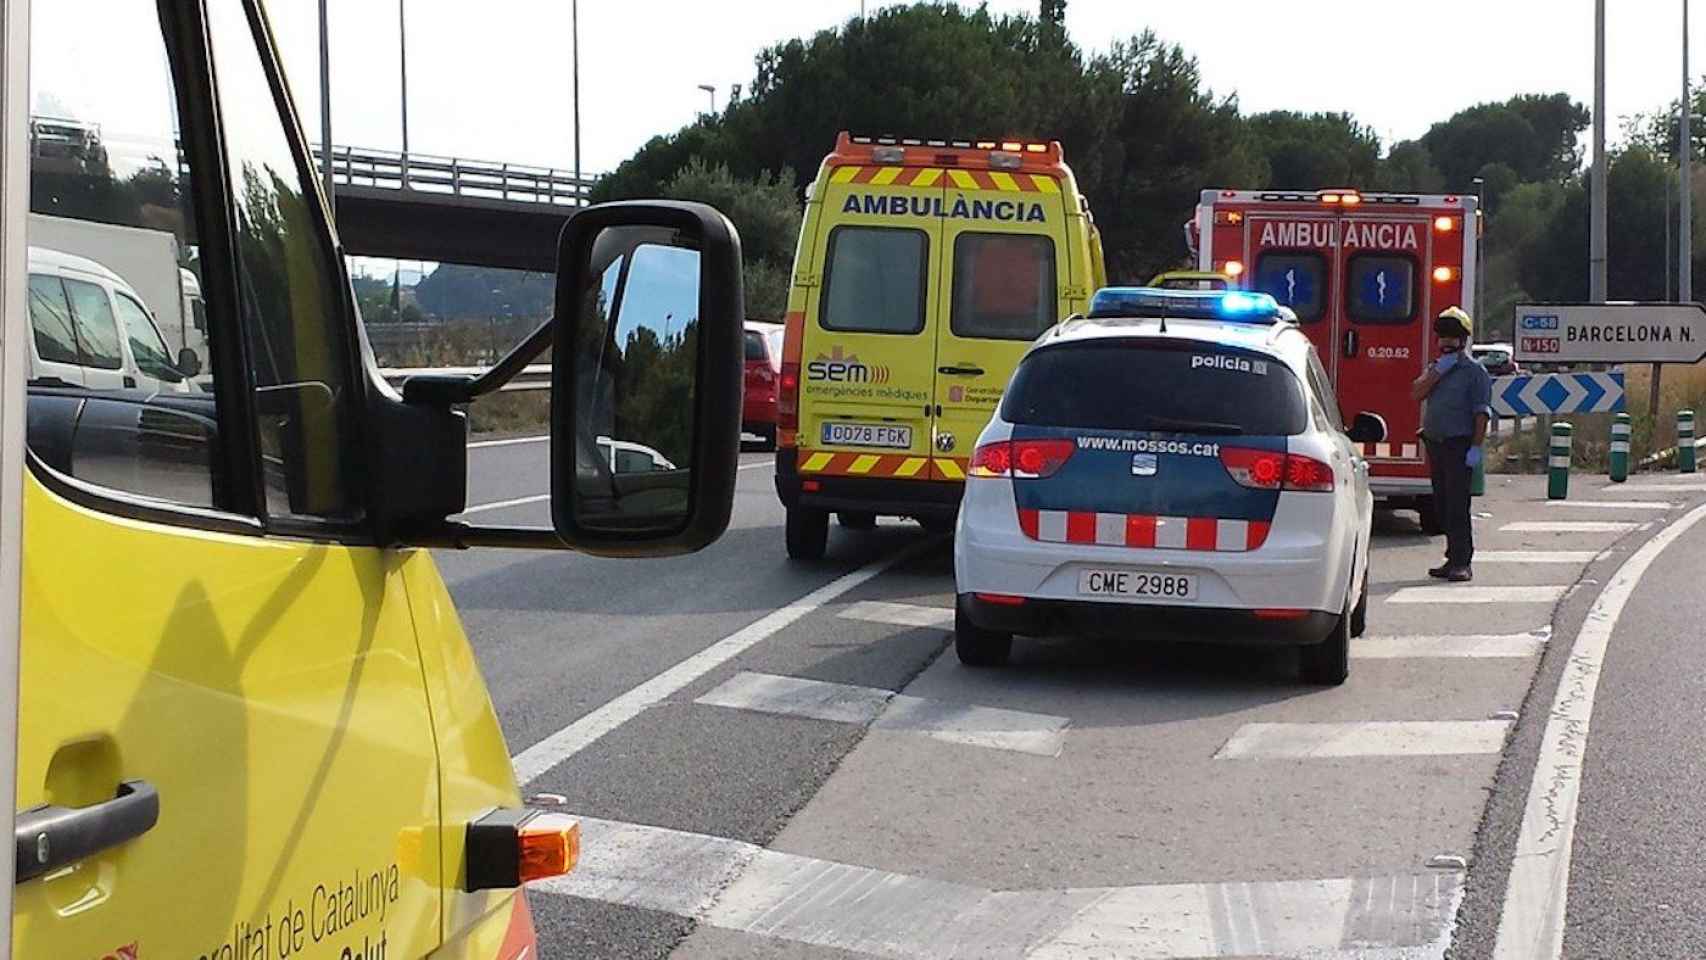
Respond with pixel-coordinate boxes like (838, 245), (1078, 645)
(1513, 302), (1706, 364)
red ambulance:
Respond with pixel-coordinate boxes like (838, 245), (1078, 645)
(1190, 188), (1479, 530)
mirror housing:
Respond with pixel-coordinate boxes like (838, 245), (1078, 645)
(176, 347), (202, 378)
(1347, 411), (1388, 445)
(550, 200), (744, 557)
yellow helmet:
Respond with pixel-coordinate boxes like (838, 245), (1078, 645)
(1434, 306), (1472, 338)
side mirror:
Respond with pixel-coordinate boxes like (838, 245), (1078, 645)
(550, 201), (744, 556)
(1347, 411), (1388, 445)
(176, 347), (202, 378)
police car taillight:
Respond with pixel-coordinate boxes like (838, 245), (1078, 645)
(970, 439), (1075, 479)
(1220, 448), (1334, 492)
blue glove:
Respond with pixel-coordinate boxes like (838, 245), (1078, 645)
(1466, 446), (1483, 469)
(1435, 351), (1460, 372)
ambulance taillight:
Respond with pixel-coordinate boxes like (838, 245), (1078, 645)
(779, 363), (801, 432)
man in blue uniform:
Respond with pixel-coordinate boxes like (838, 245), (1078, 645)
(1410, 306), (1491, 582)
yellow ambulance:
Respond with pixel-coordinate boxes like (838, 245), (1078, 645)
(775, 134), (1106, 560)
(8, 0), (745, 955)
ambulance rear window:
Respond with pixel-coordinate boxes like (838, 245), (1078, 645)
(1346, 255), (1416, 324)
(1252, 253), (1326, 323)
(820, 227), (927, 335)
(951, 234), (1057, 340)
(1001, 341), (1307, 436)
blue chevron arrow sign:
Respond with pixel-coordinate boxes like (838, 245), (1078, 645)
(1490, 372), (1624, 416)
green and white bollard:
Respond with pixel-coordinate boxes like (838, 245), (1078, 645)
(1679, 409), (1696, 474)
(1547, 421), (1572, 500)
(1609, 413), (1631, 483)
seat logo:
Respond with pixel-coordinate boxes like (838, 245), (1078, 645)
(807, 347), (890, 384)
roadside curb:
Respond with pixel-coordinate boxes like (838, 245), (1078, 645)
(1444, 485), (1706, 959)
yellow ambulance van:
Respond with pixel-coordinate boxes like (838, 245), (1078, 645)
(774, 134), (1106, 560)
(7, 0), (744, 955)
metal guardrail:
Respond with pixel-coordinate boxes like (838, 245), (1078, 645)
(312, 145), (596, 208)
(378, 364), (551, 393)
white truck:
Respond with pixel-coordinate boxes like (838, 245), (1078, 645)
(25, 213), (208, 370)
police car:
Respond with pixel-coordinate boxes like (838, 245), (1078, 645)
(953, 288), (1386, 685)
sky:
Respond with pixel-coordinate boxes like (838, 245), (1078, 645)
(268, 0), (1705, 179)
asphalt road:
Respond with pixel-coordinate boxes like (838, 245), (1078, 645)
(436, 441), (1706, 959)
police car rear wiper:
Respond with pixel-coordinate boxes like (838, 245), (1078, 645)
(1142, 415), (1243, 435)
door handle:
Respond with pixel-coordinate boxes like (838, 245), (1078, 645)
(937, 365), (984, 377)
(15, 779), (160, 883)
(122, 375), (137, 388)
(1342, 330), (1358, 358)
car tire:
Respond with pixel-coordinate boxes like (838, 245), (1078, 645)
(758, 424), (777, 452)
(1349, 564), (1369, 638)
(1300, 597), (1351, 686)
(838, 511), (877, 530)
(1417, 496), (1444, 536)
(786, 507), (829, 561)
(954, 602), (1012, 667)
(918, 515), (955, 535)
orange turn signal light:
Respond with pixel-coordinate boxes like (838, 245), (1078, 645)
(1434, 216), (1456, 233)
(518, 815), (581, 884)
(1433, 266), (1456, 283)
(1224, 259), (1246, 277)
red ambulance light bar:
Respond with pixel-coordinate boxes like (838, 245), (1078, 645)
(1251, 192), (1426, 206)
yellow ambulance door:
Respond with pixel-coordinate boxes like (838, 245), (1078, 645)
(796, 166), (946, 481)
(16, 1), (441, 955)
(929, 173), (1076, 479)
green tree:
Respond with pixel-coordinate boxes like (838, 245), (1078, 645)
(1244, 111), (1380, 188)
(1418, 93), (1588, 190)
(661, 159), (802, 320)
(1376, 141), (1446, 193)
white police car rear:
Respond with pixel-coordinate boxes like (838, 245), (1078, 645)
(953, 288), (1385, 685)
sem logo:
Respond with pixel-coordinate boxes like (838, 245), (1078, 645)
(806, 347), (890, 384)
(1521, 314), (1561, 331)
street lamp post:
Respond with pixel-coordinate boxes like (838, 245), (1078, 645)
(1472, 176), (1486, 325)
(572, 0), (581, 206)
(317, 0), (333, 205)
(1591, 0), (1608, 303)
(399, 0), (410, 187)
(697, 84), (716, 115)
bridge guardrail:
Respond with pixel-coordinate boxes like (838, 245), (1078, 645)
(312, 145), (595, 207)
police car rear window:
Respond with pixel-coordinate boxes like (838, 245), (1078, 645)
(1001, 341), (1308, 436)
(1252, 253), (1326, 323)
(951, 233), (1056, 340)
(820, 226), (927, 334)
(1346, 255), (1416, 324)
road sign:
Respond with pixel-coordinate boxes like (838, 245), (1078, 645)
(1513, 302), (1706, 363)
(1490, 372), (1625, 417)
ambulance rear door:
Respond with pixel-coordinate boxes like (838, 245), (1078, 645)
(930, 171), (1076, 481)
(1246, 212), (1338, 375)
(798, 167), (946, 480)
(1333, 215), (1431, 463)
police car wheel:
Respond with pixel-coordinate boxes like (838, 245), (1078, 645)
(1350, 566), (1369, 638)
(954, 603), (1012, 668)
(1300, 598), (1351, 686)
(838, 511), (877, 530)
(786, 507), (829, 561)
(1417, 497), (1444, 536)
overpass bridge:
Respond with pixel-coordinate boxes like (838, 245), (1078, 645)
(311, 144), (600, 272)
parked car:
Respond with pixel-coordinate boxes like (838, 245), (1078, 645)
(744, 319), (784, 449)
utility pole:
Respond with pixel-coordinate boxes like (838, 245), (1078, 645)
(318, 0), (333, 207)
(1683, 0), (1693, 304)
(573, 0), (582, 205)
(399, 0), (410, 187)
(1591, 0), (1608, 303)
(698, 83), (717, 115)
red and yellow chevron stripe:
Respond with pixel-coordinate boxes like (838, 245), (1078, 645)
(828, 165), (1060, 194)
(797, 449), (970, 482)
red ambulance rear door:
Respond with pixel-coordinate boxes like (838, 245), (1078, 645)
(1332, 214), (1431, 465)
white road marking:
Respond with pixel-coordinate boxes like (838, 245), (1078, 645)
(695, 671), (1070, 757)
(535, 815), (1463, 959)
(1386, 585), (1569, 604)
(1472, 551), (1598, 564)
(738, 460), (774, 471)
(1353, 632), (1548, 659)
(458, 493), (550, 516)
(467, 434), (548, 449)
(837, 599), (954, 628)
(1600, 481), (1706, 492)
(1542, 499), (1674, 510)
(1214, 720), (1510, 759)
(1493, 499), (1706, 960)
(509, 542), (931, 784)
(1500, 520), (1639, 533)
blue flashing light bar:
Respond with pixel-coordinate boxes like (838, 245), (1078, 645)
(1088, 287), (1283, 324)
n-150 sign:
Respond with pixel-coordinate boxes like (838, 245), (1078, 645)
(1514, 303), (1706, 364)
